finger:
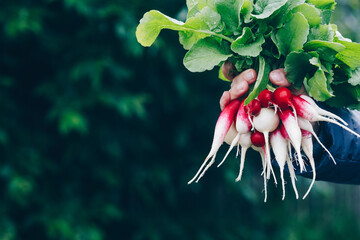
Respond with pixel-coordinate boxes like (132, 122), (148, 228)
(231, 69), (257, 88)
(221, 61), (235, 81)
(229, 80), (249, 101)
(220, 91), (231, 110)
(269, 69), (291, 87)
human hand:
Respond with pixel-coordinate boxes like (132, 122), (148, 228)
(219, 61), (306, 110)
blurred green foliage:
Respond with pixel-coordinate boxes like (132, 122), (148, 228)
(0, 0), (360, 239)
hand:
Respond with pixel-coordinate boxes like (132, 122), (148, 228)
(219, 61), (306, 110)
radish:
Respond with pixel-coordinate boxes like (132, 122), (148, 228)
(292, 95), (360, 138)
(244, 99), (261, 129)
(297, 117), (335, 164)
(270, 129), (288, 200)
(245, 99), (261, 116)
(235, 133), (252, 182)
(253, 108), (279, 182)
(218, 100), (252, 168)
(299, 95), (348, 126)
(258, 89), (273, 108)
(188, 99), (241, 184)
(279, 109), (306, 172)
(224, 123), (238, 145)
(272, 87), (294, 110)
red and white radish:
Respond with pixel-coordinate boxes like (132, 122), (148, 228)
(188, 99), (241, 184)
(279, 109), (306, 172)
(258, 89), (273, 108)
(218, 100), (251, 168)
(270, 129), (288, 200)
(299, 94), (348, 126)
(292, 95), (360, 138)
(245, 99), (261, 129)
(253, 108), (279, 182)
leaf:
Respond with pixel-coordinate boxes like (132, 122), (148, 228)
(231, 29), (265, 57)
(269, 0), (305, 28)
(180, 7), (222, 49)
(215, 0), (244, 34)
(304, 40), (345, 62)
(307, 0), (336, 10)
(304, 69), (334, 101)
(136, 10), (186, 47)
(252, 0), (288, 19)
(275, 12), (309, 56)
(292, 3), (321, 26)
(304, 40), (345, 52)
(183, 38), (232, 72)
(347, 68), (360, 86)
(241, 0), (254, 23)
(284, 52), (316, 89)
(186, 0), (216, 10)
(186, 0), (198, 10)
(335, 40), (360, 69)
(244, 56), (270, 105)
(308, 24), (335, 42)
(186, 4), (201, 18)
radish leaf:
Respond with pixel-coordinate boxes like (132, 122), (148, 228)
(335, 40), (360, 69)
(231, 28), (265, 57)
(179, 7), (222, 49)
(285, 52), (316, 89)
(275, 12), (309, 56)
(304, 69), (334, 101)
(292, 3), (321, 26)
(215, 0), (243, 34)
(252, 0), (288, 19)
(136, 10), (186, 47)
(183, 38), (232, 72)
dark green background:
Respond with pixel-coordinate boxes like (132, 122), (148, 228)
(0, 0), (360, 239)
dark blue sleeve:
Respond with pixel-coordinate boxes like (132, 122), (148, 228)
(296, 106), (360, 184)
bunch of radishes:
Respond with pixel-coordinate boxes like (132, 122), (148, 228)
(188, 87), (360, 202)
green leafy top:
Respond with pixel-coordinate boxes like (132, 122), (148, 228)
(136, 0), (360, 109)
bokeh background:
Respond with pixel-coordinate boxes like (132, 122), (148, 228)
(1, 0), (360, 239)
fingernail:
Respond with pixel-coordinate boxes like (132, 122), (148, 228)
(237, 81), (247, 91)
(244, 70), (255, 81)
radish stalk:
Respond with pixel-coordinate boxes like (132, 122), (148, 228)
(301, 131), (316, 199)
(297, 117), (335, 164)
(188, 99), (241, 184)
